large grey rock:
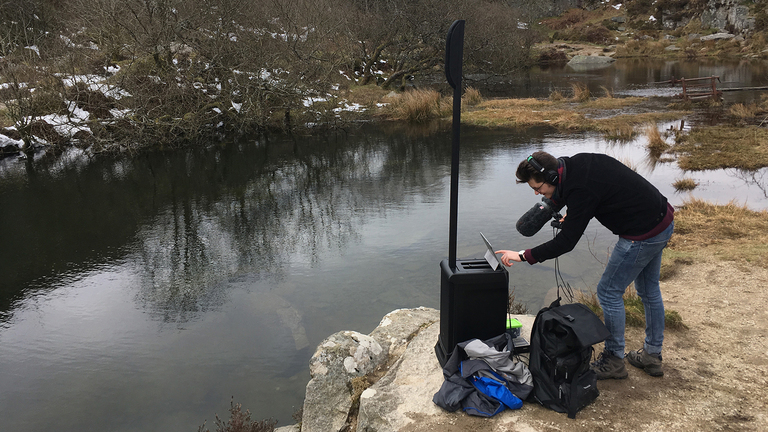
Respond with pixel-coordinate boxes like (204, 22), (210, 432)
(356, 321), (444, 432)
(567, 55), (615, 72)
(301, 331), (387, 432)
(567, 55), (616, 65)
(368, 307), (440, 359)
(300, 307), (440, 432)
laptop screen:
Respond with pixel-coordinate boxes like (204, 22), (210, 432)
(480, 232), (502, 270)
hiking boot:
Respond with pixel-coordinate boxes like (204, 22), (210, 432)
(590, 350), (628, 380)
(627, 348), (664, 377)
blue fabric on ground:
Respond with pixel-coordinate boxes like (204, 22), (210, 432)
(470, 375), (523, 410)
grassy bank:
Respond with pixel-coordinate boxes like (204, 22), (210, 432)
(673, 125), (768, 170)
(668, 198), (768, 270)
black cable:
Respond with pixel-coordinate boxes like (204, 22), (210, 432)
(551, 225), (575, 303)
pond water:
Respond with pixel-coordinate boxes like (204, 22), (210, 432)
(2, 58), (768, 432)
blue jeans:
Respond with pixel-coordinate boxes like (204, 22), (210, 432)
(597, 222), (674, 358)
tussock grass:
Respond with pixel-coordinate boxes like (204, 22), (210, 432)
(599, 121), (637, 141)
(386, 89), (450, 123)
(672, 125), (768, 170)
(729, 103), (759, 119)
(571, 82), (591, 102)
(668, 198), (768, 268)
(645, 122), (668, 152)
(462, 87), (483, 106)
(600, 85), (614, 98)
(673, 178), (698, 191)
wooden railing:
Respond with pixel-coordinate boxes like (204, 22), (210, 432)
(659, 76), (722, 101)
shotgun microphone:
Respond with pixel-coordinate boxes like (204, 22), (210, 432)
(516, 197), (565, 237)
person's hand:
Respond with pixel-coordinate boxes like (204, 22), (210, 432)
(495, 250), (522, 267)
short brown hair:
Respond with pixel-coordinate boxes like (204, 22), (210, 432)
(516, 151), (558, 184)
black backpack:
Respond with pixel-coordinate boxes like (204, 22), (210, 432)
(528, 299), (611, 419)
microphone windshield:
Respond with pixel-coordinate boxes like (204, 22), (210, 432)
(515, 198), (564, 237)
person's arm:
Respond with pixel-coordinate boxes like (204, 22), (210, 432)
(529, 191), (596, 263)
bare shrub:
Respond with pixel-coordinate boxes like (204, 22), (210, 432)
(198, 399), (277, 432)
(536, 48), (568, 64)
(0, 62), (61, 149)
(508, 287), (529, 315)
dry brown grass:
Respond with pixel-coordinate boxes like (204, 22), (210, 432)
(672, 125), (768, 170)
(571, 82), (591, 102)
(386, 89), (450, 123)
(672, 178), (698, 191)
(599, 120), (637, 141)
(462, 87), (483, 106)
(462, 97), (685, 139)
(614, 39), (669, 57)
(645, 122), (668, 152)
(729, 103), (759, 119)
(581, 96), (646, 110)
(463, 98), (588, 129)
(668, 197), (768, 269)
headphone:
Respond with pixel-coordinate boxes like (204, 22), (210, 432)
(526, 155), (559, 185)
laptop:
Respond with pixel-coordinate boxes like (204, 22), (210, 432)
(480, 232), (503, 270)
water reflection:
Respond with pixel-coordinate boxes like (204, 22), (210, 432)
(729, 168), (768, 199)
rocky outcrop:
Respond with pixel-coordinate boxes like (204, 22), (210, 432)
(298, 307), (441, 432)
(661, 0), (755, 34)
(286, 307), (536, 432)
(701, 0), (754, 35)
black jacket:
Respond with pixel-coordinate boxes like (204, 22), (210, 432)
(530, 153), (669, 264)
